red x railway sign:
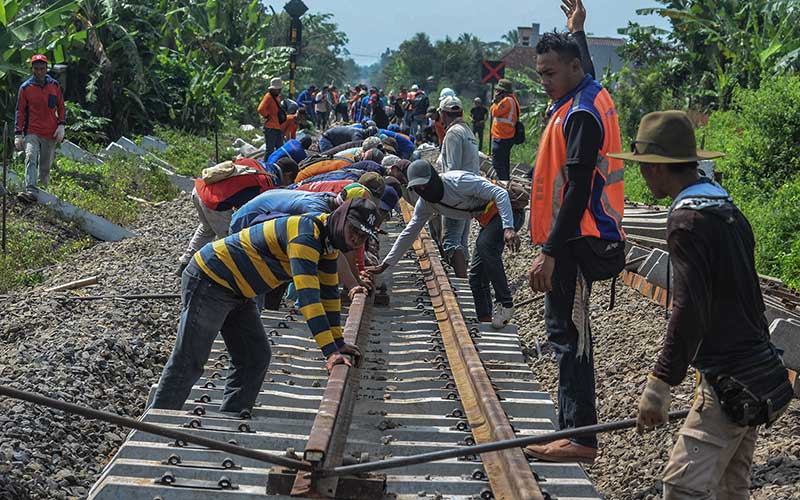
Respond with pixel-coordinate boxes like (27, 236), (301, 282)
(481, 60), (506, 84)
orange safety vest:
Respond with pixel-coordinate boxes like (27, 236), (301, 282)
(294, 158), (353, 183)
(490, 95), (519, 140)
(530, 77), (625, 245)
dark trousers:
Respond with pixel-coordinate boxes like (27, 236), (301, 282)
(491, 138), (514, 180)
(473, 125), (485, 153)
(545, 243), (597, 448)
(263, 128), (283, 158)
(468, 211), (523, 319)
(151, 262), (271, 412)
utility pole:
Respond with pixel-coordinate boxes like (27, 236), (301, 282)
(284, 0), (308, 100)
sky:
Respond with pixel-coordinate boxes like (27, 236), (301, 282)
(291, 0), (672, 66)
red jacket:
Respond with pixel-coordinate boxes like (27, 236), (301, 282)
(195, 159), (277, 211)
(15, 75), (66, 139)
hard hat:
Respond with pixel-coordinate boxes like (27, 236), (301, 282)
(439, 88), (456, 101)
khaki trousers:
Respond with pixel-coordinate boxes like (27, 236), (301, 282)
(663, 378), (757, 500)
(24, 134), (56, 190)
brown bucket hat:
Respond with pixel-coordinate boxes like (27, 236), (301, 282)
(496, 79), (514, 93)
(608, 110), (724, 164)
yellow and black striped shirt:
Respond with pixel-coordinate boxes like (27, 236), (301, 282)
(194, 213), (343, 355)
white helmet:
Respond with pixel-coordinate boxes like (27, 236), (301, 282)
(410, 84), (419, 91)
(439, 87), (456, 102)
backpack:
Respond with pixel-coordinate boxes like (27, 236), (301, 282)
(201, 161), (266, 184)
(513, 120), (526, 145)
(272, 94), (287, 124)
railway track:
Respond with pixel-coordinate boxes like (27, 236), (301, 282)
(622, 202), (800, 321)
(87, 204), (601, 500)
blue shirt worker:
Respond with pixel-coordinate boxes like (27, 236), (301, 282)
(151, 199), (380, 412)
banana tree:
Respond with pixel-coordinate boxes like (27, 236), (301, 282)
(0, 0), (83, 123)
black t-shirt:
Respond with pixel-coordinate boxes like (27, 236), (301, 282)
(541, 111), (602, 256)
(470, 106), (488, 124)
(654, 198), (771, 385)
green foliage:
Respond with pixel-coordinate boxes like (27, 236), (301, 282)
(700, 76), (800, 286)
(64, 101), (111, 148)
(0, 218), (92, 293)
(155, 125), (217, 177)
(49, 156), (178, 224)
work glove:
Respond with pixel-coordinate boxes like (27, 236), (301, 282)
(636, 374), (671, 433)
(54, 124), (65, 142)
(14, 136), (25, 151)
(338, 343), (363, 368)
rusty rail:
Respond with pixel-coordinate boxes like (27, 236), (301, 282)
(289, 292), (374, 497)
(399, 201), (544, 500)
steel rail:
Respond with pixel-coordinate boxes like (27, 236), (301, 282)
(399, 201), (544, 500)
(0, 384), (313, 471)
(321, 409), (691, 477)
(290, 292), (373, 497)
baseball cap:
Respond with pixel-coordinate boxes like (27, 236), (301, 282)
(339, 182), (371, 201)
(406, 160), (435, 188)
(30, 54), (48, 64)
(380, 186), (400, 212)
(439, 96), (462, 112)
(358, 172), (386, 200)
(347, 198), (380, 241)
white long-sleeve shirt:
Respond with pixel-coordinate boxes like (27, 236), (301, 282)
(382, 171), (514, 267)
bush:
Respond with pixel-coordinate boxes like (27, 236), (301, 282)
(701, 75), (800, 287)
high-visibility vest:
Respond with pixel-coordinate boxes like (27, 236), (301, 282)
(530, 77), (625, 245)
(490, 95), (519, 140)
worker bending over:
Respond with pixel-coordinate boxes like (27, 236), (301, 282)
(367, 160), (523, 329)
(152, 199), (380, 412)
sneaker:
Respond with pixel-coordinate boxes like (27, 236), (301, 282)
(523, 438), (597, 464)
(16, 191), (36, 204)
(491, 304), (513, 329)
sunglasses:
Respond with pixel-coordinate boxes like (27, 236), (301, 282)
(630, 140), (669, 155)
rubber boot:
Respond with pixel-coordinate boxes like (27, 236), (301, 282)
(451, 249), (467, 279)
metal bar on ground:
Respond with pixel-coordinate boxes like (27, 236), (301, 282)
(400, 200), (544, 500)
(0, 384), (313, 472)
(70, 293), (180, 300)
(291, 292), (373, 497)
(323, 410), (690, 477)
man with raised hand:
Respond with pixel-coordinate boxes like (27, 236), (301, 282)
(525, 0), (624, 464)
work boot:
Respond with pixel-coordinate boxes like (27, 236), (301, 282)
(450, 249), (467, 278)
(524, 439), (597, 464)
(491, 304), (513, 329)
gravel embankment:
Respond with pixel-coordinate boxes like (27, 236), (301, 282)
(504, 229), (800, 500)
(0, 193), (195, 500)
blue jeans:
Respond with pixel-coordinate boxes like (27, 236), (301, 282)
(263, 128), (283, 158)
(491, 138), (514, 180)
(151, 261), (271, 412)
(443, 217), (470, 262)
(545, 243), (597, 448)
(468, 211), (523, 319)
(318, 136), (334, 153)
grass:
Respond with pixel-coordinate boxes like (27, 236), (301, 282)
(155, 120), (243, 177)
(0, 215), (93, 293)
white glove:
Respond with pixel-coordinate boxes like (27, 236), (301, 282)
(54, 124), (65, 142)
(14, 136), (25, 151)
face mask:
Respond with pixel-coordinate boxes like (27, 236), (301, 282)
(416, 170), (444, 203)
(327, 199), (355, 251)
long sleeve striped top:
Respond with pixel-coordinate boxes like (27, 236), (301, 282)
(194, 213), (343, 356)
